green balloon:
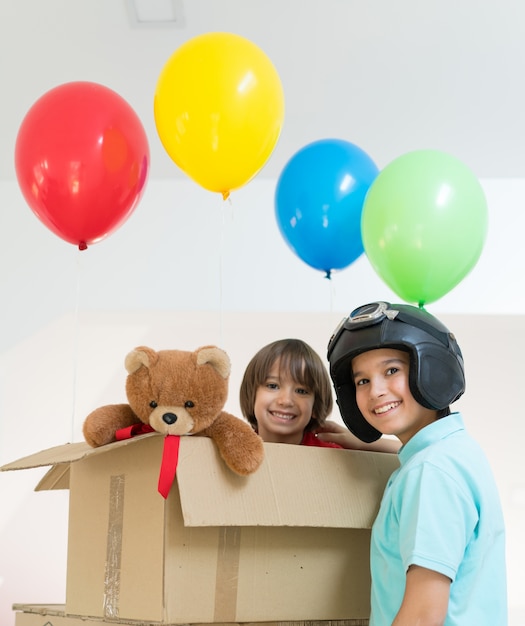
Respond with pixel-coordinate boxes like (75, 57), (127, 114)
(362, 150), (488, 305)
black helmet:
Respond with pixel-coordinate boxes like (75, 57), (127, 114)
(327, 301), (465, 442)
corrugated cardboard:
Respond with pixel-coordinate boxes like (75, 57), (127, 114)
(3, 434), (398, 624)
(12, 603), (371, 626)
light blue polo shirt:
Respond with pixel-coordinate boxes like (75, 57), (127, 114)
(370, 412), (507, 625)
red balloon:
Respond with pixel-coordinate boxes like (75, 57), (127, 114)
(15, 82), (150, 250)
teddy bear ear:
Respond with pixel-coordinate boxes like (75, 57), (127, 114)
(125, 346), (159, 374)
(196, 346), (231, 379)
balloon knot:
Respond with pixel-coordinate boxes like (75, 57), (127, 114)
(222, 190), (230, 201)
(324, 270), (332, 280)
(78, 241), (88, 251)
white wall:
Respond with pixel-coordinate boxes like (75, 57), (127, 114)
(0, 177), (524, 624)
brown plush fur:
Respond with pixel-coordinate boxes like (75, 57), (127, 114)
(82, 345), (264, 475)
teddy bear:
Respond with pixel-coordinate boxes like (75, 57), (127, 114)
(82, 345), (264, 479)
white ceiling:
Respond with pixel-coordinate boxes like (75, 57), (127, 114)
(1, 0), (524, 184)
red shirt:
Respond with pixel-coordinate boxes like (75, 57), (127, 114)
(301, 431), (342, 448)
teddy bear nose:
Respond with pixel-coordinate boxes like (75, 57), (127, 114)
(162, 412), (178, 425)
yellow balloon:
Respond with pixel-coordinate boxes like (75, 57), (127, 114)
(154, 32), (285, 199)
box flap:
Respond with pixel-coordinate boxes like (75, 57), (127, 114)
(1, 434), (398, 529)
(0, 435), (159, 492)
(0, 435), (159, 471)
(1, 441), (93, 471)
(175, 437), (398, 529)
(35, 463), (71, 491)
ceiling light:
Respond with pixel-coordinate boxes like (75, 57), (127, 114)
(126, 0), (184, 27)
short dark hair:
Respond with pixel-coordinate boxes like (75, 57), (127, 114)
(437, 407), (451, 419)
(240, 339), (333, 433)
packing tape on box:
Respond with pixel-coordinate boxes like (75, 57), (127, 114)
(104, 474), (125, 619)
(214, 526), (241, 622)
(101, 473), (240, 622)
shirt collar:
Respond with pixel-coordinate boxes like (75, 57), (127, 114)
(398, 411), (464, 465)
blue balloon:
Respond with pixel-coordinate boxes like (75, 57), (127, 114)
(275, 139), (379, 276)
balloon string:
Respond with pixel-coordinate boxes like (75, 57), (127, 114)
(70, 249), (82, 442)
(328, 271), (336, 313)
(219, 197), (224, 346)
(219, 195), (234, 347)
(218, 196), (227, 346)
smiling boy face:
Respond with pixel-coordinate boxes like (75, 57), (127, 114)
(253, 357), (315, 444)
(352, 348), (438, 445)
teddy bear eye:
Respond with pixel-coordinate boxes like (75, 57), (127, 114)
(150, 401), (158, 408)
(185, 401), (194, 409)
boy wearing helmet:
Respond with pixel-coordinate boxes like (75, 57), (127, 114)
(327, 302), (507, 625)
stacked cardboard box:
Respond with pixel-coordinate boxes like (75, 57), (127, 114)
(2, 434), (399, 625)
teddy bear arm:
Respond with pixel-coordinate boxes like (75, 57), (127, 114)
(201, 412), (264, 475)
(83, 403), (141, 447)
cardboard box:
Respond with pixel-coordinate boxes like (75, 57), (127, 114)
(3, 435), (398, 624)
(12, 604), (372, 626)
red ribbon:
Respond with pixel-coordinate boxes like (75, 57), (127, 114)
(115, 423), (155, 440)
(157, 435), (181, 499)
(115, 424), (180, 499)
